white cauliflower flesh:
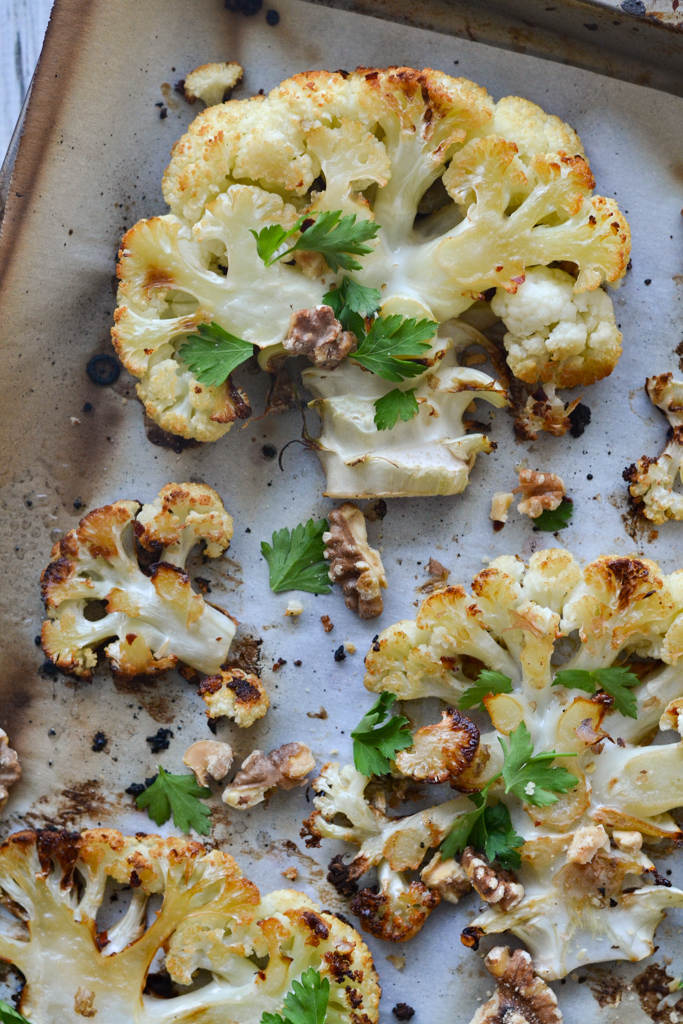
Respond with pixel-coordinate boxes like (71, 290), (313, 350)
(305, 548), (683, 978)
(41, 483), (236, 681)
(183, 62), (244, 107)
(0, 828), (379, 1024)
(625, 373), (683, 523)
(112, 67), (630, 498)
(490, 265), (622, 387)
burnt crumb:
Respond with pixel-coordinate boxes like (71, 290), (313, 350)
(262, 443), (277, 459)
(86, 353), (120, 386)
(144, 972), (176, 999)
(634, 963), (683, 1024)
(266, 8), (280, 24)
(371, 634), (380, 652)
(83, 402), (93, 412)
(194, 576), (211, 595)
(334, 645), (347, 662)
(144, 415), (199, 453)
(225, 0), (263, 12)
(583, 21), (598, 29)
(207, 718), (218, 734)
(609, 897), (618, 906)
(73, 499), (83, 510)
(569, 402), (591, 438)
(34, 635), (41, 646)
(586, 967), (625, 1008)
(159, 106), (168, 119)
(364, 498), (387, 522)
(125, 782), (146, 798)
(307, 707), (328, 719)
(327, 854), (359, 896)
(91, 732), (107, 752)
(146, 728), (173, 754)
(272, 658), (287, 672)
(644, 279), (652, 285)
(48, 728), (56, 736)
(174, 79), (186, 96)
(392, 1004), (415, 1021)
(651, 868), (672, 887)
(294, 659), (302, 667)
(321, 615), (334, 633)
(41, 660), (60, 677)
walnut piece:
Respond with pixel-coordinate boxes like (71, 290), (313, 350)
(461, 847), (524, 912)
(613, 830), (643, 855)
(0, 729), (21, 812)
(469, 947), (563, 1024)
(513, 469), (566, 519)
(283, 306), (356, 369)
(74, 987), (97, 1017)
(418, 557), (451, 593)
(394, 708), (480, 784)
(566, 825), (610, 864)
(490, 491), (514, 529)
(514, 385), (581, 441)
(183, 740), (234, 787)
(222, 742), (315, 809)
(420, 853), (471, 904)
(182, 62), (243, 106)
(323, 503), (387, 619)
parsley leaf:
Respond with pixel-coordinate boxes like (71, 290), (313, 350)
(533, 499), (573, 532)
(440, 787), (523, 869)
(458, 670), (514, 711)
(178, 322), (254, 387)
(440, 792), (486, 860)
(499, 723), (578, 807)
(323, 276), (381, 333)
(261, 519), (331, 594)
(351, 693), (413, 776)
(552, 666), (640, 719)
(0, 1003), (29, 1024)
(252, 211), (379, 272)
(373, 388), (419, 431)
(353, 315), (437, 382)
(261, 969), (330, 1024)
(136, 767), (212, 835)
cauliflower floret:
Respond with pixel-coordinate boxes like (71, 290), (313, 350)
(624, 373), (683, 523)
(514, 384), (582, 441)
(491, 266), (622, 387)
(394, 707), (481, 784)
(0, 828), (380, 1024)
(183, 61), (244, 107)
(40, 484), (263, 726)
(350, 860), (440, 942)
(113, 67), (629, 499)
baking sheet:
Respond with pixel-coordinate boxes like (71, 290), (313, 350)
(0, 0), (683, 1019)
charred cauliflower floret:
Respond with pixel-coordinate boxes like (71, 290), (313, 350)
(624, 373), (683, 523)
(113, 67), (629, 498)
(0, 828), (380, 1024)
(306, 549), (683, 976)
(491, 266), (622, 387)
(40, 484), (266, 725)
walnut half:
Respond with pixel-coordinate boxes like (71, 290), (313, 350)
(284, 306), (357, 369)
(469, 947), (563, 1024)
(222, 742), (315, 809)
(0, 729), (21, 813)
(461, 847), (524, 912)
(323, 503), (387, 619)
(514, 469), (566, 519)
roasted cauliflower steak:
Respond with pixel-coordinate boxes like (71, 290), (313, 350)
(112, 67), (629, 497)
(0, 829), (379, 1024)
(305, 549), (683, 978)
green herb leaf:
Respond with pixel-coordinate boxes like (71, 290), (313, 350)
(261, 969), (330, 1024)
(373, 388), (419, 431)
(261, 519), (331, 594)
(458, 670), (514, 711)
(252, 211), (379, 272)
(351, 693), (413, 777)
(323, 276), (381, 332)
(353, 315), (437, 382)
(136, 767), (212, 835)
(0, 1002), (30, 1024)
(440, 794), (486, 861)
(533, 499), (573, 532)
(499, 723), (578, 807)
(552, 666), (640, 719)
(179, 322), (254, 387)
(440, 788), (523, 869)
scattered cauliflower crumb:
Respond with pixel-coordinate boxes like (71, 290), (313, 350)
(281, 866), (298, 881)
(285, 599), (304, 617)
(346, 642), (356, 654)
(74, 987), (97, 1018)
(182, 61), (243, 107)
(514, 468), (566, 518)
(490, 491), (514, 529)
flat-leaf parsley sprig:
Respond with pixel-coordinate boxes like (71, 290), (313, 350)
(533, 498), (573, 532)
(179, 322), (254, 387)
(552, 666), (641, 719)
(351, 693), (413, 777)
(252, 210), (380, 273)
(261, 968), (330, 1024)
(261, 519), (331, 595)
(135, 767), (212, 835)
(457, 669), (514, 711)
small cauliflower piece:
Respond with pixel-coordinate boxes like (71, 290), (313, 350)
(394, 708), (480, 784)
(323, 503), (387, 618)
(420, 853), (471, 904)
(613, 830), (643, 855)
(461, 848), (525, 911)
(198, 667), (270, 727)
(0, 828), (380, 1024)
(40, 484), (237, 681)
(624, 373), (683, 523)
(183, 61), (244, 107)
(223, 742), (315, 809)
(514, 385), (581, 441)
(514, 468), (566, 518)
(350, 861), (440, 942)
(490, 491), (514, 528)
(183, 740), (234, 786)
(0, 730), (20, 813)
(491, 266), (622, 387)
(284, 306), (356, 369)
(285, 599), (304, 617)
(469, 947), (563, 1024)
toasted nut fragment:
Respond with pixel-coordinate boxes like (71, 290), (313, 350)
(183, 740), (234, 786)
(284, 306), (357, 370)
(470, 946), (563, 1024)
(613, 830), (643, 855)
(418, 557), (451, 594)
(420, 853), (471, 904)
(0, 729), (21, 812)
(182, 62), (244, 107)
(514, 385), (581, 441)
(394, 708), (480, 784)
(461, 847), (524, 912)
(282, 866), (298, 881)
(323, 504), (387, 619)
(490, 491), (514, 527)
(566, 825), (610, 864)
(198, 668), (270, 728)
(74, 987), (97, 1018)
(223, 742), (315, 809)
(514, 469), (566, 518)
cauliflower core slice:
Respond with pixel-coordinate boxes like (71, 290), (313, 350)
(306, 549), (683, 978)
(491, 266), (622, 387)
(0, 828), (380, 1024)
(113, 67), (629, 464)
(624, 373), (683, 523)
(40, 485), (248, 709)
